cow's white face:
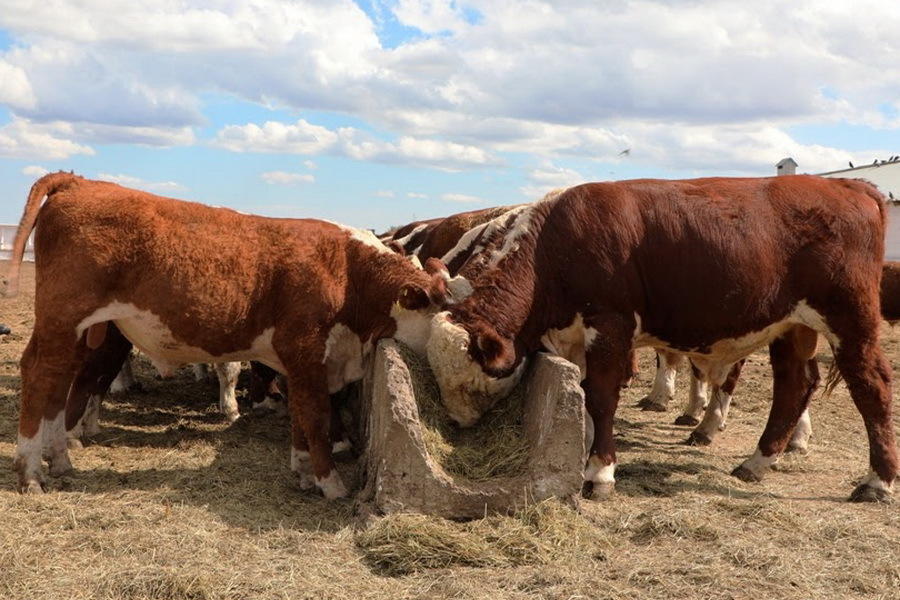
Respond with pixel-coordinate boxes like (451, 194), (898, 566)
(426, 312), (525, 427)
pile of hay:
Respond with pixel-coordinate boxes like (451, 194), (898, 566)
(355, 499), (605, 576)
(396, 343), (529, 482)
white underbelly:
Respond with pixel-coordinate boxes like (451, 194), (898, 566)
(76, 302), (285, 376)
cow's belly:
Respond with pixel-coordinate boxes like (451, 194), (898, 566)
(76, 302), (285, 375)
(633, 300), (832, 382)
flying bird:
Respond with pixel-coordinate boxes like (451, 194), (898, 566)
(849, 161), (854, 168)
(618, 148), (631, 156)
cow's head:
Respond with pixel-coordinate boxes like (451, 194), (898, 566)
(390, 263), (450, 355)
(426, 311), (526, 427)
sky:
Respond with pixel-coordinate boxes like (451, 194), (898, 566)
(1, 0), (899, 232)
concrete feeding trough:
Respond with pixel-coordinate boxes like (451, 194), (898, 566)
(357, 339), (586, 519)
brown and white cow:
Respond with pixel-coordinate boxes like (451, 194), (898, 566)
(426, 176), (895, 502)
(3, 172), (447, 498)
(647, 260), (900, 451)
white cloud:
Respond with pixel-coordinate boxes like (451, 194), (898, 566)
(22, 165), (48, 177)
(391, 0), (470, 34)
(214, 118), (500, 170)
(441, 193), (483, 203)
(2, 0), (899, 175)
(97, 173), (186, 193)
(520, 163), (585, 199)
(375, 190), (395, 198)
(303, 160), (318, 170)
(407, 192), (428, 199)
(214, 120), (338, 154)
(0, 59), (36, 109)
(0, 118), (94, 159)
(261, 171), (315, 185)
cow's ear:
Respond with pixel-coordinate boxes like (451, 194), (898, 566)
(474, 326), (516, 375)
(424, 257), (449, 277)
(398, 283), (430, 310)
(386, 240), (406, 255)
(428, 272), (449, 307)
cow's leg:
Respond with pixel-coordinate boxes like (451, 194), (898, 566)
(686, 359), (744, 446)
(830, 331), (896, 501)
(786, 404), (814, 453)
(249, 361), (285, 413)
(638, 350), (682, 412)
(582, 315), (633, 500)
(15, 332), (84, 492)
(732, 326), (819, 483)
(287, 367), (346, 499)
(66, 323), (133, 448)
(108, 355), (139, 394)
(674, 363), (709, 426)
(622, 349), (639, 388)
(214, 362), (242, 423)
(289, 411), (315, 491)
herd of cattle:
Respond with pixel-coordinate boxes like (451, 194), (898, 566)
(2, 171), (898, 503)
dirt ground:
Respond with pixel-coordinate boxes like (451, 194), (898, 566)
(2, 260), (899, 600)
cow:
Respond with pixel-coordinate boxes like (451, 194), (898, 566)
(2, 172), (447, 498)
(378, 217), (444, 256)
(645, 260), (900, 450)
(425, 176), (895, 502)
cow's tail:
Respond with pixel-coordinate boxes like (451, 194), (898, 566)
(822, 356), (843, 397)
(1, 171), (84, 298)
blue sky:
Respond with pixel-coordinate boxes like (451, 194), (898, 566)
(1, 1), (898, 231)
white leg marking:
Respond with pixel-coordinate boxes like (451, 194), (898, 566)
(290, 447), (315, 490)
(215, 362), (241, 422)
(584, 455), (616, 485)
(684, 374), (709, 419)
(859, 469), (894, 493)
(16, 420), (44, 492)
(109, 362), (131, 393)
(44, 411), (73, 476)
(788, 408), (812, 452)
(738, 448), (778, 480)
(332, 439), (352, 454)
(694, 388), (733, 440)
(642, 352), (679, 409)
(316, 470), (348, 499)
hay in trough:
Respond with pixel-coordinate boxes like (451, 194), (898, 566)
(395, 342), (530, 482)
(355, 499), (604, 576)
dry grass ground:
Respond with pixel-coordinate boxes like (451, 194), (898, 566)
(2, 260), (900, 600)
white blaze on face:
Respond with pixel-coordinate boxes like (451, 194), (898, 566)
(426, 312), (525, 427)
(390, 303), (434, 356)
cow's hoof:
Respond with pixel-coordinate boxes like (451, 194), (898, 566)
(849, 484), (892, 503)
(49, 458), (74, 478)
(66, 438), (84, 451)
(223, 412), (241, 425)
(731, 465), (762, 483)
(582, 480), (615, 500)
(684, 431), (713, 446)
(637, 397), (667, 412)
(20, 480), (45, 494)
(317, 472), (348, 500)
(296, 471), (316, 491)
(785, 440), (809, 454)
(332, 439), (352, 454)
(674, 414), (700, 427)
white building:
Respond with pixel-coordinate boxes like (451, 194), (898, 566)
(0, 225), (33, 262)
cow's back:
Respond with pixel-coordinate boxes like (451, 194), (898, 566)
(540, 176), (886, 348)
